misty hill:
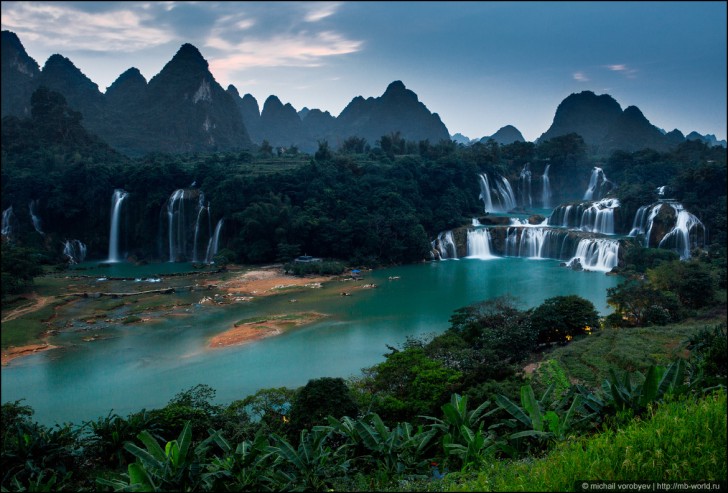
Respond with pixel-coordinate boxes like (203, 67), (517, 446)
(686, 131), (727, 148)
(537, 90), (699, 155)
(480, 125), (525, 145)
(335, 80), (450, 148)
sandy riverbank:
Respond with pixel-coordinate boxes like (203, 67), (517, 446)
(208, 312), (327, 348)
(216, 265), (333, 296)
(1, 343), (59, 366)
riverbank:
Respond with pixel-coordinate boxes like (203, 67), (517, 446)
(1, 343), (59, 366)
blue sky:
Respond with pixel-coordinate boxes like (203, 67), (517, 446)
(2, 1), (726, 141)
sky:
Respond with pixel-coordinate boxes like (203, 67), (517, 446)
(2, 1), (726, 142)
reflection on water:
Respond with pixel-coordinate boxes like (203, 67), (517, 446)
(2, 258), (620, 426)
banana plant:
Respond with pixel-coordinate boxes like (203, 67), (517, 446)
(96, 421), (214, 492)
(602, 360), (688, 414)
(266, 427), (342, 492)
(200, 430), (280, 492)
(421, 394), (497, 470)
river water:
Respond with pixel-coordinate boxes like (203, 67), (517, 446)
(1, 257), (619, 426)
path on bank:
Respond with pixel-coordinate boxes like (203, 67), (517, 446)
(1, 293), (54, 323)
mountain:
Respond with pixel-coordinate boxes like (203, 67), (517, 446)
(539, 90), (691, 155)
(600, 105), (670, 153)
(686, 131), (727, 148)
(480, 125), (525, 145)
(451, 133), (473, 145)
(1, 30), (40, 118)
(539, 91), (622, 148)
(259, 95), (306, 148)
(227, 86), (263, 143)
(136, 43), (251, 154)
(302, 109), (337, 150)
(335, 80), (450, 147)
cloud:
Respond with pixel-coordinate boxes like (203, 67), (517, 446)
(573, 71), (589, 82)
(208, 30), (363, 82)
(0, 2), (175, 52)
(605, 63), (638, 79)
(304, 2), (343, 22)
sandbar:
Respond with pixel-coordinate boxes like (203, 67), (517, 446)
(2, 344), (58, 366)
(208, 312), (327, 348)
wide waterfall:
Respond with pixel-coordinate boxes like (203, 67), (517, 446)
(567, 238), (620, 272)
(583, 167), (612, 201)
(548, 198), (619, 234)
(107, 189), (129, 263)
(205, 218), (224, 263)
(63, 240), (87, 264)
(2, 206), (14, 238)
(504, 227), (571, 259)
(478, 173), (517, 213)
(542, 164), (552, 208)
(29, 200), (44, 235)
(628, 202), (705, 258)
(519, 163), (532, 208)
(466, 228), (496, 259)
(433, 231), (458, 259)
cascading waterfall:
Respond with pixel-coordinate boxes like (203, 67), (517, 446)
(567, 238), (619, 272)
(542, 164), (552, 208)
(519, 163), (532, 208)
(472, 218), (481, 227)
(2, 206), (14, 238)
(583, 167), (612, 201)
(549, 199), (619, 234)
(478, 173), (517, 212)
(63, 240), (87, 264)
(579, 198), (619, 234)
(628, 202), (705, 258)
(466, 228), (496, 259)
(107, 189), (128, 263)
(205, 219), (224, 264)
(29, 200), (44, 235)
(658, 204), (705, 260)
(504, 227), (569, 259)
(434, 230), (458, 259)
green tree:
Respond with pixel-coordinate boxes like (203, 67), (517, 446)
(530, 295), (600, 344)
(287, 377), (359, 441)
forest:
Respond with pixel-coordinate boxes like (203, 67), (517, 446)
(1, 88), (726, 491)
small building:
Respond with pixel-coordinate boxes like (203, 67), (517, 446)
(294, 255), (322, 263)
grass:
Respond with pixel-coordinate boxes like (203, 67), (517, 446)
(1, 301), (60, 348)
(544, 321), (715, 388)
(233, 312), (321, 327)
(448, 390), (727, 491)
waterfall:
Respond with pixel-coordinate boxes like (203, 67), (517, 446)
(107, 189), (128, 263)
(2, 206), (14, 238)
(628, 205), (651, 237)
(478, 173), (517, 213)
(583, 167), (611, 201)
(205, 219), (224, 263)
(503, 227), (570, 259)
(567, 239), (619, 272)
(435, 231), (458, 259)
(542, 164), (552, 208)
(579, 198), (619, 234)
(192, 195), (209, 263)
(29, 200), (44, 235)
(466, 229), (496, 259)
(478, 174), (494, 212)
(658, 204), (705, 260)
(519, 163), (532, 208)
(63, 240), (87, 264)
(628, 202), (704, 258)
(472, 217), (481, 227)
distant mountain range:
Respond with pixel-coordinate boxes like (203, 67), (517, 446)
(2, 30), (724, 157)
